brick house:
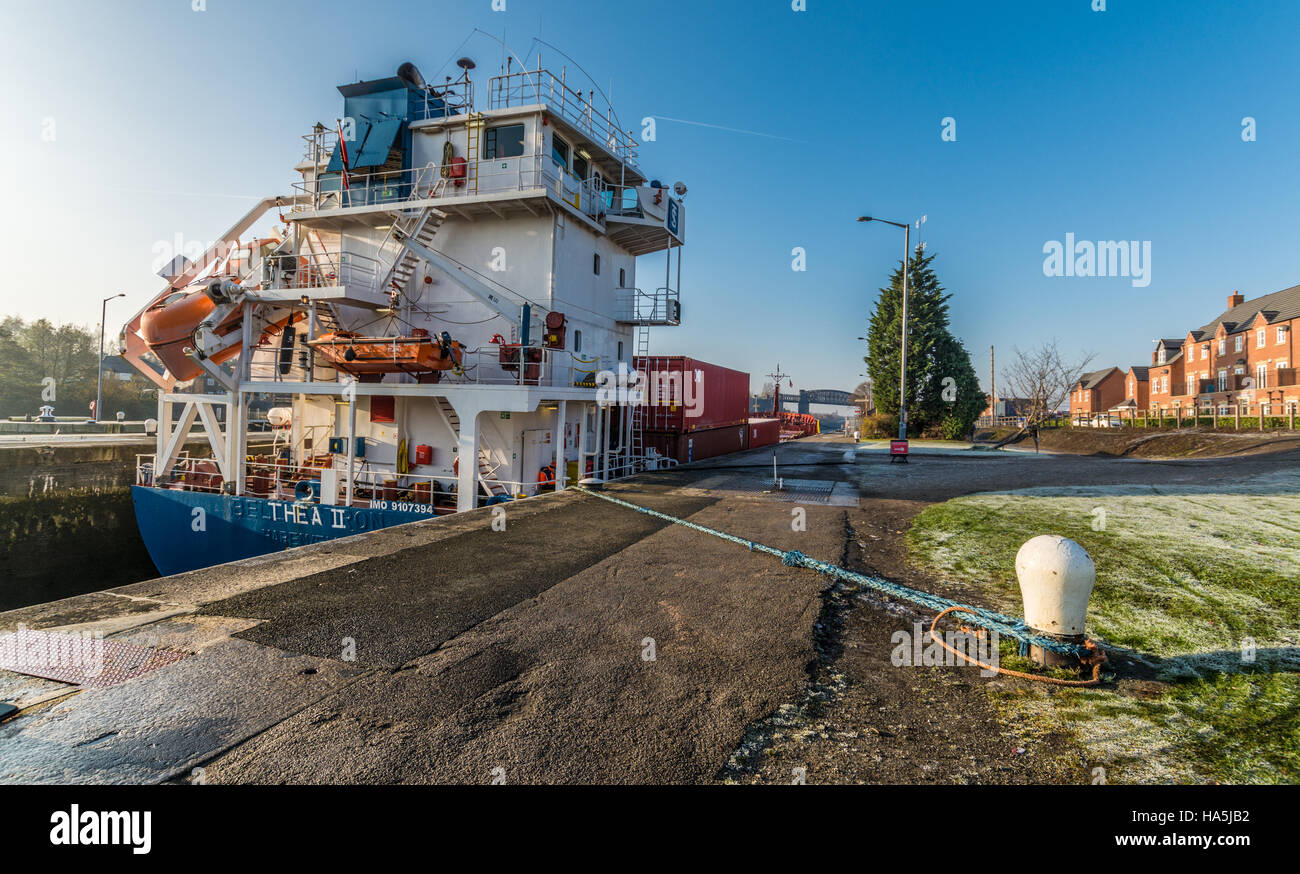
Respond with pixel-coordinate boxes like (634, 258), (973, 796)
(1147, 287), (1299, 417)
(1068, 366), (1125, 418)
(1116, 365), (1149, 412)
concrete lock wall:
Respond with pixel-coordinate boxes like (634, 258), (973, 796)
(0, 439), (272, 610)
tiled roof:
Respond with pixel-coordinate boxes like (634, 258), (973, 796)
(1127, 366), (1150, 380)
(1198, 284), (1300, 336)
(1078, 366), (1120, 389)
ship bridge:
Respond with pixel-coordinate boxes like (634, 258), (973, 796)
(289, 65), (684, 259)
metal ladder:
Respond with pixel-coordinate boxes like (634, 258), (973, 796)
(630, 334), (650, 472)
(466, 113), (484, 195)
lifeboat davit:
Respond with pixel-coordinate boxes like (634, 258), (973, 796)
(307, 330), (465, 377)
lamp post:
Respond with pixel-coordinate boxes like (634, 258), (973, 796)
(858, 216), (912, 441)
(97, 293), (125, 424)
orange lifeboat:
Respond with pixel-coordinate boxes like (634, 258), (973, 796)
(140, 286), (242, 381)
(307, 330), (465, 377)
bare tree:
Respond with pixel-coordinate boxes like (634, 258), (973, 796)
(998, 341), (1095, 449)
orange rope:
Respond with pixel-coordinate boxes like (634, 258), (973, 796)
(928, 606), (1107, 687)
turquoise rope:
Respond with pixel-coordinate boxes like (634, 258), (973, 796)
(573, 486), (1092, 657)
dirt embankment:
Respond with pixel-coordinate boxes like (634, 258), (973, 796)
(974, 426), (1300, 458)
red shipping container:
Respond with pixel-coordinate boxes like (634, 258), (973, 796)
(747, 418), (781, 449)
(633, 356), (749, 433)
(642, 424), (748, 465)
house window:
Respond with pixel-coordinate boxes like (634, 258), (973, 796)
(574, 330), (582, 353)
(593, 253), (601, 275)
(1257, 329), (1266, 348)
(483, 124), (526, 159)
(1279, 326), (1288, 344)
(1235, 334), (1244, 352)
(1218, 404), (1230, 416)
(1186, 375), (1196, 396)
(1201, 344), (1209, 360)
(1218, 339), (1226, 355)
(1217, 370), (1227, 391)
(1157, 347), (1167, 364)
(1256, 363), (1268, 388)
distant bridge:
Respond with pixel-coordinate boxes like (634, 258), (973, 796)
(754, 389), (861, 415)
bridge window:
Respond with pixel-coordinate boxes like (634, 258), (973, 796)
(573, 153), (589, 181)
(574, 330), (583, 353)
(484, 124), (525, 160)
(593, 253), (601, 275)
(619, 268), (626, 287)
(551, 136), (570, 172)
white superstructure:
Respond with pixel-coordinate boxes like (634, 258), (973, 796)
(122, 53), (686, 514)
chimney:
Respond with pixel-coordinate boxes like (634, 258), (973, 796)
(1228, 290), (1244, 309)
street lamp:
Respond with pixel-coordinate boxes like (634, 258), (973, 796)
(97, 293), (126, 424)
(858, 216), (913, 441)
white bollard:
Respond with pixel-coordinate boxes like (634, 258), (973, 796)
(1015, 535), (1095, 667)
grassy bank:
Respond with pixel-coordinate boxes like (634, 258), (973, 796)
(906, 470), (1300, 783)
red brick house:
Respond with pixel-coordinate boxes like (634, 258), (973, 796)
(1147, 287), (1299, 417)
(1068, 366), (1126, 418)
(1117, 365), (1149, 412)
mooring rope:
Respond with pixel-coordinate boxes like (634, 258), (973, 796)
(572, 486), (1094, 658)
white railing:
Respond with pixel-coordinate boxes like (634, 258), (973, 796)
(614, 287), (680, 325)
(243, 339), (608, 391)
(293, 156), (612, 223)
(488, 67), (639, 167)
(244, 249), (380, 293)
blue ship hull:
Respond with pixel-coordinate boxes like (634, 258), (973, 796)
(131, 486), (442, 577)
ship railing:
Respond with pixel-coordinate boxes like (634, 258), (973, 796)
(137, 452), (227, 494)
(293, 156), (550, 209)
(446, 345), (609, 389)
(488, 67), (639, 168)
(291, 156), (612, 225)
(413, 79), (475, 120)
(243, 249), (381, 294)
(614, 287), (681, 326)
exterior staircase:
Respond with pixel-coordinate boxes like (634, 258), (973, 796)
(434, 397), (510, 499)
(384, 208), (446, 296)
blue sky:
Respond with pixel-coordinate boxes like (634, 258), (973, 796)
(3, 0), (1299, 398)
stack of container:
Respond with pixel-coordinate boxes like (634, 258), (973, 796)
(635, 356), (750, 464)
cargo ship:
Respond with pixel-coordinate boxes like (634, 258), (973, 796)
(118, 47), (782, 576)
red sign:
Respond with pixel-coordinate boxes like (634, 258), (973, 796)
(890, 439), (909, 455)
